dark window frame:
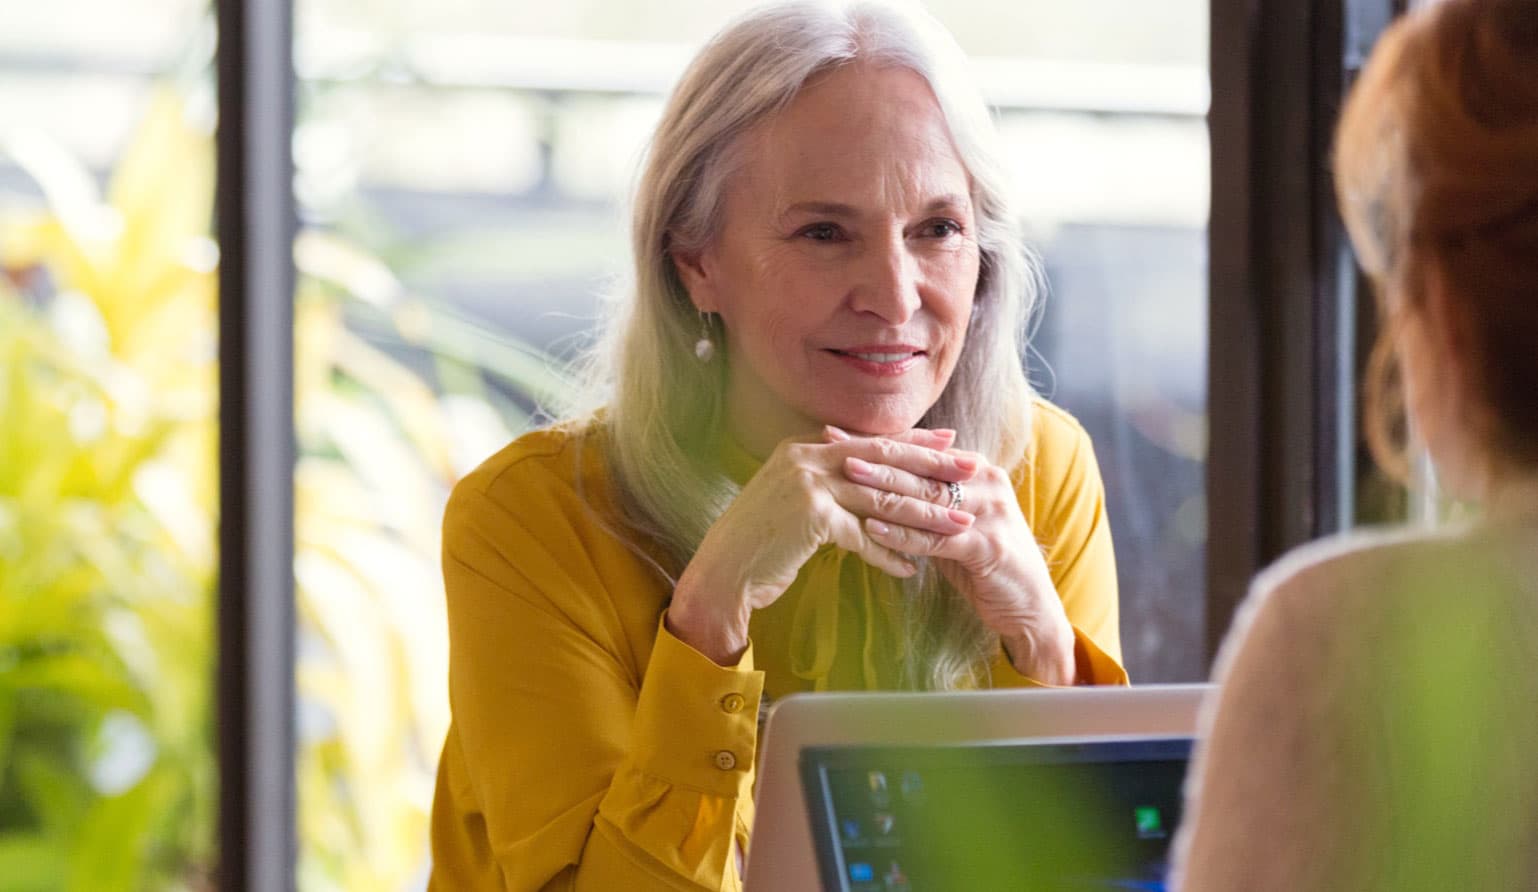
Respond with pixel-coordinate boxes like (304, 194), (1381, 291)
(215, 0), (298, 887)
(1205, 0), (1406, 663)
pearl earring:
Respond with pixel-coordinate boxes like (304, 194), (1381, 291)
(694, 313), (716, 362)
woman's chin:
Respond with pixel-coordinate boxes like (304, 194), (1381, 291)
(819, 405), (930, 438)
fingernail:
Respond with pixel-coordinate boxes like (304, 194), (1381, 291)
(897, 561), (917, 577)
(824, 425), (851, 441)
(867, 518), (891, 536)
(846, 457), (874, 476)
(948, 509), (974, 526)
(930, 428), (956, 441)
(954, 456), (978, 473)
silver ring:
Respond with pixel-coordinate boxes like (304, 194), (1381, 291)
(946, 480), (964, 511)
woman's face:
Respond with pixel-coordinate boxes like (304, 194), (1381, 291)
(675, 63), (981, 457)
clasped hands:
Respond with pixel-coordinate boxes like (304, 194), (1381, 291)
(667, 426), (1078, 685)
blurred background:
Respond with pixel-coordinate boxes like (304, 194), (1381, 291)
(0, 0), (1206, 887)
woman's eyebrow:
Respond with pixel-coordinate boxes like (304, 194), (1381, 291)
(780, 200), (862, 219)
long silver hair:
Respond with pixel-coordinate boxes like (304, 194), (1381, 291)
(582, 0), (1040, 690)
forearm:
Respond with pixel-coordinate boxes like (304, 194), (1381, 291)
(445, 558), (762, 890)
(575, 800), (744, 892)
(578, 619), (762, 890)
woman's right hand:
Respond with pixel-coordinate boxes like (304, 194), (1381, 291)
(666, 426), (979, 665)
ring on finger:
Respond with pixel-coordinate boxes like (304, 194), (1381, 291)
(946, 480), (965, 511)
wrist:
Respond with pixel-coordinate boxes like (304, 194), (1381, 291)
(1002, 615), (1077, 686)
(668, 570), (751, 666)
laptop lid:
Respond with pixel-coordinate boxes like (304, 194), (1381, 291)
(743, 685), (1210, 891)
(800, 737), (1193, 891)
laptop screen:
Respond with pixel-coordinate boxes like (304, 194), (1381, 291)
(798, 737), (1192, 892)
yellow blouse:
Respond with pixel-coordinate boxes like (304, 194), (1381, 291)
(429, 398), (1126, 891)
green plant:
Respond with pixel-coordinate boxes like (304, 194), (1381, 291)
(0, 86), (218, 891)
(1, 83), (568, 890)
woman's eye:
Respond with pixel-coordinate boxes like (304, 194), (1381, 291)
(921, 219), (962, 238)
(800, 223), (843, 242)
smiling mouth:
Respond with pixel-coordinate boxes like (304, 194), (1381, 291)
(829, 349), (926, 362)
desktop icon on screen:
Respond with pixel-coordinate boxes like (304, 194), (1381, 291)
(868, 771), (890, 806)
(1135, 805), (1167, 839)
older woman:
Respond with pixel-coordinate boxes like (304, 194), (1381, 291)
(429, 2), (1125, 889)
(1173, 1), (1538, 889)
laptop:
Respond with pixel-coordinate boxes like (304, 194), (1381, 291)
(742, 685), (1210, 891)
(800, 737), (1192, 891)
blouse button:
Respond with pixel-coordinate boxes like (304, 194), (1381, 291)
(714, 750), (738, 771)
(720, 693), (746, 714)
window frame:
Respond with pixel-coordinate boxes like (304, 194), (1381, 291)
(1205, 0), (1406, 663)
(215, 0), (298, 887)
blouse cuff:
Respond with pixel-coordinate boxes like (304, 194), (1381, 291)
(630, 613), (766, 799)
(990, 625), (1129, 688)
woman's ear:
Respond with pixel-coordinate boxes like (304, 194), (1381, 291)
(671, 248), (720, 314)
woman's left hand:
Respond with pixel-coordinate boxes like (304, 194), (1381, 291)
(833, 429), (1079, 685)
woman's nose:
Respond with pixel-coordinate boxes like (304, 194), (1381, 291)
(847, 235), (921, 324)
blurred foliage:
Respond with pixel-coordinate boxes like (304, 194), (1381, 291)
(0, 84), (567, 889)
(0, 84), (219, 892)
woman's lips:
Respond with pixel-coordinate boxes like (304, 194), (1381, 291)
(826, 346), (927, 377)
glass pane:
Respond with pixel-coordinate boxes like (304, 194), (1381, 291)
(946, 3), (1209, 683)
(293, 0), (1207, 884)
(0, 1), (218, 888)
